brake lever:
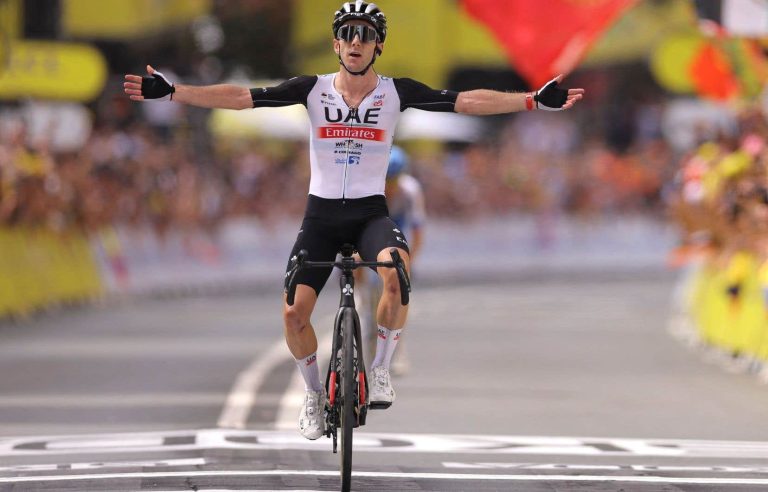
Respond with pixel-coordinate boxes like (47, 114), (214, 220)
(389, 249), (411, 306)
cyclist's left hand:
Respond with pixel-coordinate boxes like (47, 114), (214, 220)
(534, 74), (584, 111)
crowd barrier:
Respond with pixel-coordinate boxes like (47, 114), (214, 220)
(687, 253), (768, 361)
(0, 227), (103, 318)
(1, 216), (674, 320)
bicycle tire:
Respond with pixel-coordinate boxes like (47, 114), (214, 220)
(339, 310), (356, 492)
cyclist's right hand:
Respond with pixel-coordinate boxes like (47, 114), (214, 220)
(123, 65), (175, 101)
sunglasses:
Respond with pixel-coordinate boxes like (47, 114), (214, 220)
(336, 24), (379, 43)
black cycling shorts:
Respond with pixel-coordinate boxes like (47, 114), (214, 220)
(286, 194), (410, 296)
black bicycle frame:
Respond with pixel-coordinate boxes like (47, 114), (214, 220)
(326, 257), (369, 429)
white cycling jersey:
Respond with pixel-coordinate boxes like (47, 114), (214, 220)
(250, 73), (457, 199)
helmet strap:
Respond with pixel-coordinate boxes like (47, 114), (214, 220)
(338, 50), (379, 76)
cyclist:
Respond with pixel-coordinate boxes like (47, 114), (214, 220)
(124, 0), (584, 441)
(385, 146), (425, 261)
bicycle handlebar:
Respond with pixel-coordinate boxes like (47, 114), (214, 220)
(285, 248), (411, 306)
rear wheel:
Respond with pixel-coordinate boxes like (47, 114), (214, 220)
(339, 311), (356, 492)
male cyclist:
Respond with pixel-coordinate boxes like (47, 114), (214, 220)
(385, 146), (425, 261)
(124, 0), (584, 441)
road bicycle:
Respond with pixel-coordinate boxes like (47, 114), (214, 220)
(285, 243), (410, 492)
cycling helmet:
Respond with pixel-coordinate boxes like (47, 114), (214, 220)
(387, 146), (409, 179)
(333, 1), (387, 43)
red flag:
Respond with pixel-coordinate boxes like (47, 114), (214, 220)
(462, 0), (638, 87)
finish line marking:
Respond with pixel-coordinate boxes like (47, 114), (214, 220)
(6, 429), (768, 459)
(443, 462), (768, 474)
(3, 469), (768, 486)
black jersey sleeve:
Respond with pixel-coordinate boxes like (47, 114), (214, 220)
(394, 77), (458, 112)
(250, 75), (318, 108)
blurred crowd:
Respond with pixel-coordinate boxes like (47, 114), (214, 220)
(667, 106), (768, 269)
(412, 112), (673, 220)
(0, 84), (685, 237)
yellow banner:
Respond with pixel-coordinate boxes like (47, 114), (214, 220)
(0, 41), (107, 101)
(62, 0), (211, 39)
(0, 227), (102, 319)
(0, 0), (21, 40)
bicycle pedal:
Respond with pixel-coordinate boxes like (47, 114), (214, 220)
(368, 401), (392, 410)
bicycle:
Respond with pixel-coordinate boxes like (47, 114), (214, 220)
(285, 243), (411, 492)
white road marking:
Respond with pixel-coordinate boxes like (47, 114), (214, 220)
(4, 469), (768, 485)
(0, 393), (242, 408)
(0, 458), (206, 473)
(443, 462), (768, 473)
(217, 339), (290, 429)
(0, 338), (259, 358)
(6, 429), (768, 459)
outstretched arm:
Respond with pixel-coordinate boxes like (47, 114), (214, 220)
(124, 65), (252, 110)
(455, 74), (585, 115)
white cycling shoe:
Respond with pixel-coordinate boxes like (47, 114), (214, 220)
(369, 366), (395, 409)
(299, 388), (326, 440)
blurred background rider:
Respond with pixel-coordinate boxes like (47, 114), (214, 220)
(356, 145), (426, 376)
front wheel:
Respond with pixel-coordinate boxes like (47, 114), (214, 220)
(339, 311), (356, 492)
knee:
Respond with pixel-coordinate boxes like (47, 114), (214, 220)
(284, 305), (309, 334)
(380, 269), (400, 298)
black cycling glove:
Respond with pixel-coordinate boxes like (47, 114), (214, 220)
(141, 71), (175, 100)
(534, 76), (568, 111)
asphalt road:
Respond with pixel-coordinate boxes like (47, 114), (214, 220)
(4, 267), (768, 491)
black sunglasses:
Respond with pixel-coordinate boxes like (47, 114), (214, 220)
(336, 24), (379, 43)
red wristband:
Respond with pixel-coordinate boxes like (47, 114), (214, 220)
(525, 93), (534, 111)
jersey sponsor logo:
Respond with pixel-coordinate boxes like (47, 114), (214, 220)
(324, 107), (381, 124)
(318, 125), (386, 142)
(335, 149), (362, 156)
(373, 99), (384, 107)
(374, 94), (385, 100)
(334, 155), (362, 165)
(334, 140), (364, 150)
